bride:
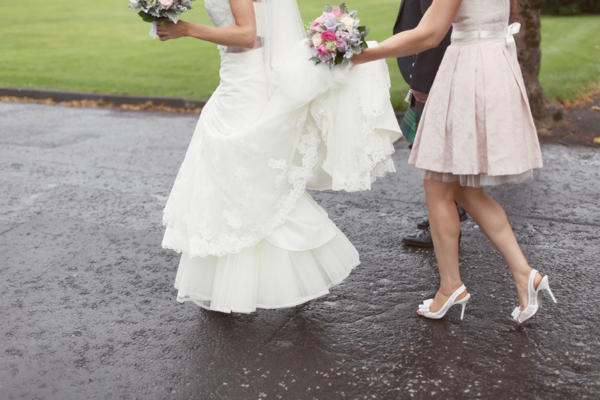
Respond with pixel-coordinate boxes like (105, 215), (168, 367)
(156, 0), (401, 313)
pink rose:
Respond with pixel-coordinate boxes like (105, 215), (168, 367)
(317, 44), (329, 55)
(160, 0), (173, 8)
(321, 31), (336, 42)
(340, 13), (348, 19)
(332, 8), (341, 17)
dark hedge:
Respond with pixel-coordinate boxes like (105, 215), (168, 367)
(542, 0), (600, 15)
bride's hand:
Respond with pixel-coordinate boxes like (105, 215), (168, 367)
(157, 20), (189, 41)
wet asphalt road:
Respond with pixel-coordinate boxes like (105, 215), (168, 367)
(1, 102), (599, 400)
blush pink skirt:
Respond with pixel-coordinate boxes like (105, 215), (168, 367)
(408, 37), (543, 187)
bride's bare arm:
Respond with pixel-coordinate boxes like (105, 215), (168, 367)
(352, 0), (462, 64)
(157, 0), (257, 48)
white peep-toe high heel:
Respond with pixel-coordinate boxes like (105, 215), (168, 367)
(512, 269), (557, 324)
(418, 285), (471, 320)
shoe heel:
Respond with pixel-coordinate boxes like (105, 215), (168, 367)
(538, 276), (557, 303)
(457, 294), (470, 320)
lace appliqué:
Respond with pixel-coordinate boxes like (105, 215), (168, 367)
(314, 58), (397, 192)
(162, 37), (400, 258)
(162, 114), (321, 258)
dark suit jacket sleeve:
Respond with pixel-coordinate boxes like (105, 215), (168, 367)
(410, 28), (452, 94)
(394, 0), (452, 94)
(419, 0), (433, 14)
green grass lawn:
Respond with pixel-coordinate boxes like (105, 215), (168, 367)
(1, 1), (599, 110)
(538, 15), (600, 104)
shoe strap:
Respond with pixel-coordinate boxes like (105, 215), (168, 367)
(448, 285), (467, 304)
(529, 269), (538, 286)
(528, 269), (538, 298)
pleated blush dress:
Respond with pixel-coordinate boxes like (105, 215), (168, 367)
(408, 0), (543, 187)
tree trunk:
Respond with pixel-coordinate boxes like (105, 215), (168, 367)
(510, 0), (563, 121)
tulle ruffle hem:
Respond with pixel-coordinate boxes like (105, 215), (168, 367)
(420, 168), (533, 187)
(174, 227), (359, 313)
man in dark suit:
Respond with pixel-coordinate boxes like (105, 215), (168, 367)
(394, 0), (468, 247)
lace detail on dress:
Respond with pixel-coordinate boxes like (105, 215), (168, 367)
(314, 51), (398, 192)
(357, 58), (397, 185)
(162, 111), (321, 258)
(205, 0), (266, 57)
(162, 40), (401, 258)
(204, 0), (235, 28)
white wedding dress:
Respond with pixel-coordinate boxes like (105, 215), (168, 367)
(162, 0), (401, 313)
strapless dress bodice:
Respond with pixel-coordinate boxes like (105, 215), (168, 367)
(204, 0), (236, 28)
(204, 0), (264, 36)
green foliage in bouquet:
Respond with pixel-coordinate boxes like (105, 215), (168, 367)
(128, 0), (195, 24)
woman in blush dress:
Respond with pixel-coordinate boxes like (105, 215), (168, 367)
(155, 0), (401, 313)
(353, 0), (557, 323)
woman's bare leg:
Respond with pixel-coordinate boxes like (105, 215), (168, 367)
(420, 178), (467, 314)
(454, 186), (540, 309)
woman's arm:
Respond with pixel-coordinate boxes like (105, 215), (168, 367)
(157, 0), (257, 48)
(353, 0), (462, 64)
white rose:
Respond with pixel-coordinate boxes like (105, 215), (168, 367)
(341, 17), (355, 30)
(312, 33), (323, 47)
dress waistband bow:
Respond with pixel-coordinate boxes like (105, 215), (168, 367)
(451, 22), (521, 64)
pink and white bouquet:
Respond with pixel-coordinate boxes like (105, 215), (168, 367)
(307, 3), (370, 67)
(128, 0), (195, 38)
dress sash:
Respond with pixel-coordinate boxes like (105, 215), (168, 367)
(451, 22), (521, 63)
